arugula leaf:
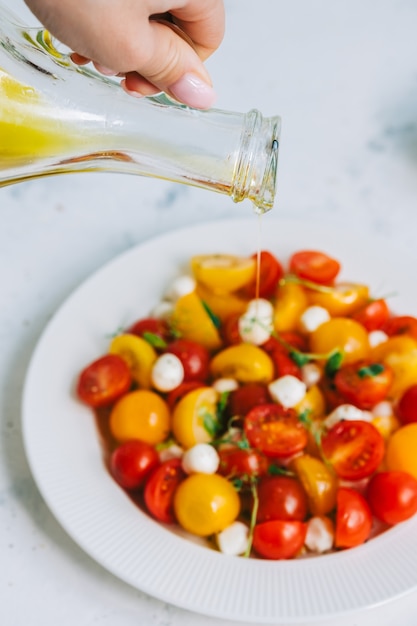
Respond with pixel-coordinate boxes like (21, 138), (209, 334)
(142, 331), (167, 349)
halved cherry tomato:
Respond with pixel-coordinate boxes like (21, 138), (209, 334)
(310, 318), (370, 365)
(191, 254), (256, 293)
(384, 315), (417, 340)
(144, 458), (186, 524)
(127, 317), (171, 345)
(366, 471), (417, 525)
(334, 361), (393, 410)
(243, 250), (284, 299)
(269, 350), (302, 380)
(397, 384), (417, 424)
(335, 487), (372, 548)
(109, 333), (157, 388)
(218, 447), (269, 480)
(307, 283), (369, 317)
(274, 283), (308, 332)
(77, 354), (132, 408)
(289, 250), (341, 285)
(252, 520), (307, 559)
(290, 454), (338, 515)
(166, 381), (204, 411)
(256, 476), (308, 522)
(210, 344), (274, 384)
(244, 404), (308, 458)
(165, 338), (210, 382)
(352, 299), (390, 332)
(228, 383), (271, 418)
(222, 313), (242, 346)
(321, 420), (385, 480)
(110, 440), (159, 490)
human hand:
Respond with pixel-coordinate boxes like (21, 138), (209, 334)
(24, 0), (225, 109)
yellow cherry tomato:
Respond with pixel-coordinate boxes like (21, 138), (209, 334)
(191, 254), (256, 293)
(371, 336), (417, 400)
(296, 384), (326, 420)
(109, 333), (157, 388)
(195, 283), (249, 322)
(174, 473), (240, 536)
(171, 386), (218, 449)
(170, 291), (222, 351)
(309, 318), (370, 364)
(109, 389), (170, 444)
(386, 423), (417, 480)
(291, 454), (338, 515)
(274, 282), (308, 332)
(210, 344), (274, 384)
(306, 283), (369, 317)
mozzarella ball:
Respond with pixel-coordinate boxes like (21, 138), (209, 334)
(324, 404), (372, 430)
(216, 521), (249, 556)
(246, 298), (275, 319)
(212, 378), (239, 393)
(150, 300), (174, 320)
(305, 516), (334, 553)
(164, 275), (196, 301)
(159, 443), (184, 463)
(299, 306), (331, 333)
(181, 443), (220, 475)
(301, 362), (322, 388)
(372, 400), (394, 418)
(268, 375), (307, 408)
(368, 330), (388, 348)
(151, 353), (184, 392)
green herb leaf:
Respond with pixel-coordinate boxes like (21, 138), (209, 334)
(201, 300), (221, 329)
(358, 363), (385, 378)
(290, 350), (311, 367)
(298, 408), (312, 427)
(325, 350), (344, 377)
(200, 408), (220, 437)
(268, 464), (295, 477)
(142, 331), (168, 349)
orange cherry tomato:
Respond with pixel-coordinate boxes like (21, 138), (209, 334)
(109, 389), (170, 445)
(274, 282), (308, 332)
(335, 487), (372, 548)
(77, 354), (132, 408)
(334, 361), (393, 410)
(386, 423), (417, 480)
(307, 283), (369, 317)
(310, 318), (370, 365)
(290, 454), (338, 515)
(371, 336), (417, 399)
(321, 420), (385, 480)
(289, 250), (341, 285)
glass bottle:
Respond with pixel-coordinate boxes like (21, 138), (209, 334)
(0, 4), (281, 213)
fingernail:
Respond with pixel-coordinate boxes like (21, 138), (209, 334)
(121, 80), (145, 98)
(94, 63), (118, 76)
(169, 73), (216, 109)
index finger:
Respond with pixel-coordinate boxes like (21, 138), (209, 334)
(169, 0), (225, 60)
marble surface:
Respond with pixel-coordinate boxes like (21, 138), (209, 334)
(1, 1), (417, 624)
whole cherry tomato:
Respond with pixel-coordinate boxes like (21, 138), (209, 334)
(218, 447), (269, 480)
(165, 338), (210, 382)
(352, 299), (390, 332)
(289, 250), (341, 285)
(244, 404), (308, 458)
(386, 423), (417, 480)
(109, 389), (170, 445)
(310, 318), (370, 365)
(77, 354), (132, 408)
(269, 350), (302, 380)
(222, 313), (242, 346)
(366, 471), (417, 525)
(256, 476), (308, 522)
(252, 520), (307, 559)
(397, 384), (417, 424)
(384, 315), (417, 341)
(244, 250), (284, 299)
(144, 458), (186, 524)
(335, 487), (372, 548)
(321, 420), (385, 480)
(110, 440), (159, 490)
(127, 317), (171, 345)
(334, 361), (393, 410)
(228, 383), (271, 418)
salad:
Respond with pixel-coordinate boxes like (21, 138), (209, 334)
(75, 248), (417, 560)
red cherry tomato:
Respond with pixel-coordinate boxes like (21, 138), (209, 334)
(244, 404), (308, 458)
(397, 384), (417, 425)
(218, 447), (269, 480)
(128, 317), (170, 344)
(222, 313), (242, 346)
(262, 332), (308, 355)
(228, 383), (271, 418)
(321, 420), (385, 480)
(252, 520), (307, 559)
(165, 339), (210, 382)
(244, 250), (284, 299)
(289, 250), (341, 285)
(352, 299), (390, 332)
(110, 440), (159, 490)
(334, 361), (393, 410)
(269, 350), (302, 380)
(366, 471), (417, 525)
(77, 354), (132, 408)
(384, 315), (417, 340)
(335, 487), (372, 548)
(144, 458), (186, 524)
(166, 381), (204, 411)
(256, 476), (308, 522)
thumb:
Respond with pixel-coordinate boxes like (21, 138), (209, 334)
(126, 20), (217, 109)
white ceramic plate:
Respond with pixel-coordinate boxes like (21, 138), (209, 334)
(22, 218), (417, 624)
